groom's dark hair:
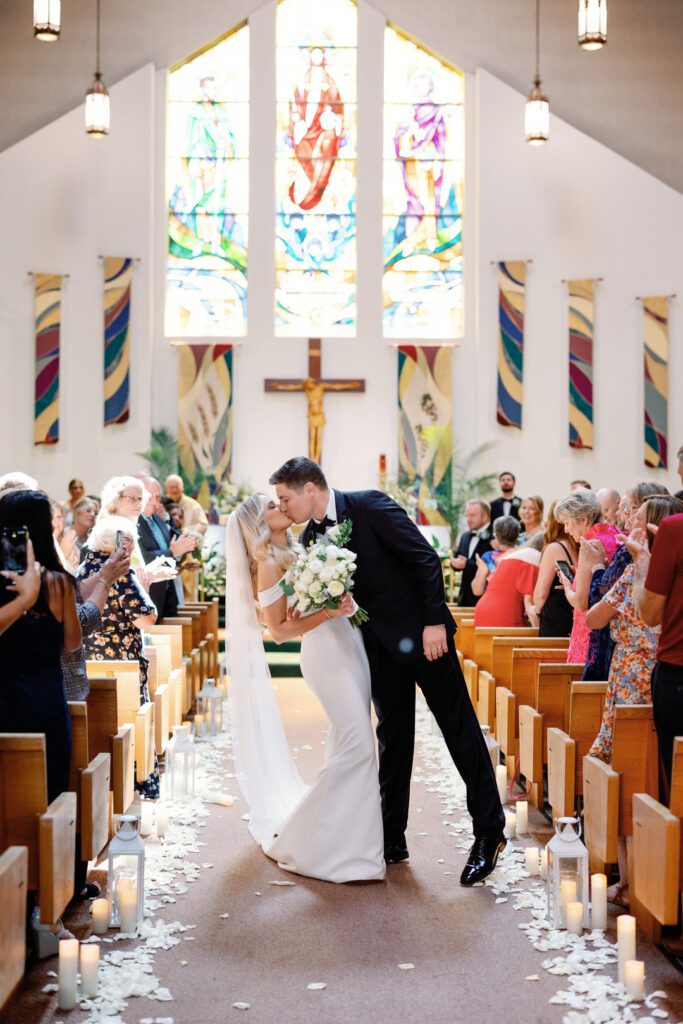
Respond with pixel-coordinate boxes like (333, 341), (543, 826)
(269, 457), (327, 491)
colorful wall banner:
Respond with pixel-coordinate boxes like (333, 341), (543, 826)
(643, 296), (669, 469)
(103, 257), (133, 426)
(568, 278), (595, 450)
(34, 273), (62, 446)
(496, 261), (526, 429)
(178, 344), (233, 494)
(398, 345), (452, 526)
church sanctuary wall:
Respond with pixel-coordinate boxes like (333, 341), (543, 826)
(474, 69), (683, 502)
(0, 65), (155, 498)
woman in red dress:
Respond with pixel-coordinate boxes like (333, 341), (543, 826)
(473, 517), (541, 627)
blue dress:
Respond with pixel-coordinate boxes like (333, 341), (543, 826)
(0, 597), (71, 804)
(583, 544), (632, 681)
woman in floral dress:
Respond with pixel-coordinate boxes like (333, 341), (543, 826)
(81, 515), (159, 798)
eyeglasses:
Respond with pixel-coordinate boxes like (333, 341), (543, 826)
(120, 493), (143, 503)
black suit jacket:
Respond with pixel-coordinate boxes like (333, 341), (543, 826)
(490, 496), (521, 522)
(301, 489), (454, 663)
(137, 514), (178, 619)
(454, 528), (493, 607)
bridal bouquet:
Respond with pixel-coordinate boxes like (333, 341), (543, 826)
(281, 519), (368, 628)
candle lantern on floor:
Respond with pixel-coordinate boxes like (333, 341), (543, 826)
(107, 814), (145, 928)
(167, 724), (197, 799)
(197, 678), (224, 736)
(547, 816), (589, 929)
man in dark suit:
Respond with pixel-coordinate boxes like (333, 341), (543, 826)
(137, 477), (195, 618)
(271, 457), (505, 886)
(451, 500), (492, 607)
(490, 471), (521, 522)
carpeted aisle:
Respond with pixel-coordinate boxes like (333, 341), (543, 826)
(5, 677), (683, 1024)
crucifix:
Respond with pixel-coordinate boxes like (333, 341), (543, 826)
(265, 339), (365, 465)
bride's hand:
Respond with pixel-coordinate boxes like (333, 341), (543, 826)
(326, 593), (354, 618)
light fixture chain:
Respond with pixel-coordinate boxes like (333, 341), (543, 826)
(96, 0), (101, 75)
(535, 0), (541, 82)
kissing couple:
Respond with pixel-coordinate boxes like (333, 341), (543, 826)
(226, 456), (505, 884)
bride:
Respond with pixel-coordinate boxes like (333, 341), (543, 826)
(226, 494), (385, 883)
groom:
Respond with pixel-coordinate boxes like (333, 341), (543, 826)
(271, 457), (506, 885)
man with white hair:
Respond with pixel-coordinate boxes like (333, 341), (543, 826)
(164, 474), (208, 536)
(0, 471), (38, 498)
(595, 488), (621, 524)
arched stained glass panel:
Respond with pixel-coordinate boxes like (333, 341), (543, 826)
(383, 28), (464, 339)
(166, 25), (249, 337)
(275, 0), (357, 336)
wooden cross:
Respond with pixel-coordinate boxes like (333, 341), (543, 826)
(264, 339), (365, 465)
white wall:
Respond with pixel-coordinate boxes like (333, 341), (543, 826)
(0, 64), (155, 499)
(474, 69), (683, 503)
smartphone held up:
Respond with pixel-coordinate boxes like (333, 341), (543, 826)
(0, 526), (28, 575)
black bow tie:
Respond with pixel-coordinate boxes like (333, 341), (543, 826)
(311, 515), (336, 537)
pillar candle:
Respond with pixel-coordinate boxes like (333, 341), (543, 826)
(591, 873), (607, 931)
(156, 805), (168, 838)
(140, 800), (154, 837)
(540, 848), (548, 880)
(525, 847), (539, 875)
(91, 898), (109, 935)
(617, 915), (636, 985)
(516, 800), (528, 835)
(566, 901), (583, 935)
(80, 943), (100, 998)
(194, 713), (203, 737)
(496, 764), (507, 804)
(504, 810), (516, 838)
(118, 888), (138, 933)
(560, 879), (577, 919)
(58, 938), (79, 1010)
(624, 959), (644, 1000)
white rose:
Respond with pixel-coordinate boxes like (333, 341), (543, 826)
(319, 565), (335, 583)
(299, 568), (314, 586)
(327, 579), (345, 598)
(327, 525), (341, 541)
(308, 558), (323, 575)
(298, 596), (311, 612)
(333, 564), (348, 579)
(310, 581), (324, 598)
(325, 545), (340, 559)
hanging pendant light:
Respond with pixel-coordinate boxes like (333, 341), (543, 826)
(578, 0), (607, 50)
(33, 0), (61, 41)
(525, 0), (550, 145)
(85, 0), (110, 137)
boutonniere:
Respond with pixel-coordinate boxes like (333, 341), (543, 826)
(511, 497), (521, 508)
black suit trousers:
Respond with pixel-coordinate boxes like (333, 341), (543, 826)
(362, 629), (504, 847)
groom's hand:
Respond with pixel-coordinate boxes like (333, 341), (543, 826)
(423, 624), (448, 661)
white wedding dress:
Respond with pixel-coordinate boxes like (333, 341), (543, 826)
(225, 514), (385, 884)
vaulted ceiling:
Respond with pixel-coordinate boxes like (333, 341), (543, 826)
(1, 0), (682, 191)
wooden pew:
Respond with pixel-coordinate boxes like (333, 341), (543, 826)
(86, 660), (155, 785)
(495, 648), (572, 770)
(160, 615), (195, 656)
(632, 794), (680, 926)
(473, 626), (539, 675)
(518, 704), (543, 805)
(463, 659), (479, 707)
(583, 754), (619, 871)
(568, 682), (608, 795)
(669, 736), (683, 816)
(491, 637), (569, 693)
(536, 663), (585, 761)
(456, 619), (475, 661)
(546, 727), (576, 821)
(86, 678), (135, 815)
(476, 670), (496, 731)
(612, 705), (658, 837)
(0, 735), (76, 925)
(495, 687), (517, 772)
(0, 846), (28, 1012)
(66, 702), (111, 861)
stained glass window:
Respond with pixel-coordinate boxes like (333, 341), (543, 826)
(383, 28), (465, 339)
(275, 0), (357, 336)
(166, 25), (249, 337)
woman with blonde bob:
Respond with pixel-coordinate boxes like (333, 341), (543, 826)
(226, 493), (385, 884)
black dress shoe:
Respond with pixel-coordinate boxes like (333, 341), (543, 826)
(459, 832), (507, 886)
(384, 845), (410, 864)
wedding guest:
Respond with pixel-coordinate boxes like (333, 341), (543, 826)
(60, 478), (86, 527)
(138, 478), (195, 616)
(167, 502), (202, 600)
(595, 488), (621, 524)
(0, 471), (38, 499)
(51, 500), (65, 544)
(581, 481), (670, 679)
(518, 495), (544, 541)
(473, 516), (540, 627)
(99, 475), (148, 522)
(570, 479), (592, 492)
(490, 472), (521, 521)
(164, 474), (209, 536)
(527, 500), (577, 638)
(81, 516), (159, 798)
(60, 496), (97, 571)
(450, 500), (492, 607)
(554, 489), (603, 664)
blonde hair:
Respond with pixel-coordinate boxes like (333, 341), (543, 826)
(555, 488), (601, 527)
(87, 514), (137, 554)
(99, 476), (150, 518)
(642, 495), (683, 548)
(234, 494), (295, 598)
(521, 495), (544, 519)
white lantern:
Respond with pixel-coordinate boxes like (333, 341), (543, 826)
(85, 0), (110, 138)
(525, 79), (550, 145)
(33, 0), (61, 41)
(107, 815), (145, 928)
(197, 678), (224, 736)
(481, 725), (500, 769)
(167, 724), (197, 799)
(546, 816), (589, 929)
(578, 0), (607, 50)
